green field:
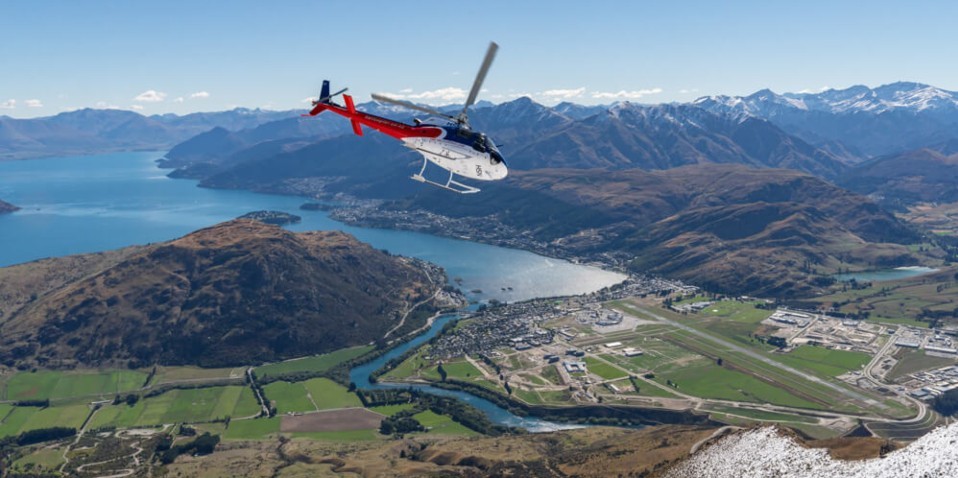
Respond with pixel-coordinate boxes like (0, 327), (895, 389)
(255, 346), (373, 380)
(3, 370), (146, 401)
(0, 404), (91, 437)
(773, 346), (871, 378)
(12, 448), (65, 472)
(707, 405), (817, 423)
(583, 357), (628, 380)
(369, 404), (416, 417)
(263, 381), (315, 414)
(888, 350), (957, 380)
(223, 418), (280, 440)
(380, 347), (431, 381)
(656, 357), (821, 409)
(303, 378), (361, 410)
(412, 410), (477, 436)
(440, 360), (483, 380)
(88, 385), (259, 429)
(153, 366), (243, 384)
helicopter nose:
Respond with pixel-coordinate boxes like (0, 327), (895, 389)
(491, 151), (507, 167)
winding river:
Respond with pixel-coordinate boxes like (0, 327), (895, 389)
(0, 151), (626, 431)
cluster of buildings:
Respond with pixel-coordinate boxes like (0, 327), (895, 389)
(672, 300), (714, 314)
(427, 275), (690, 359)
(426, 298), (563, 358)
(894, 329), (957, 355)
(905, 365), (958, 401)
(762, 310), (884, 354)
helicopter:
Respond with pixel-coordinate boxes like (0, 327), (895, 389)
(305, 42), (506, 194)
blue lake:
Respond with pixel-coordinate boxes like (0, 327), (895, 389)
(834, 266), (939, 283)
(0, 152), (625, 304)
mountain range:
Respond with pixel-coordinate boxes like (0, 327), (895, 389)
(2, 82), (950, 297)
(0, 107), (298, 159)
(695, 82), (958, 158)
(386, 165), (920, 297)
(0, 220), (439, 368)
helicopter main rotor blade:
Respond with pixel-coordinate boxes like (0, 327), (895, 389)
(371, 93), (456, 120)
(461, 41), (499, 121)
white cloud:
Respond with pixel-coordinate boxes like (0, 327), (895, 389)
(134, 90), (167, 102)
(591, 88), (663, 100)
(173, 97), (185, 103)
(0, 99), (14, 109)
(190, 91), (210, 99)
(383, 87), (467, 103)
(679, 88), (700, 94)
(301, 97), (316, 104)
(539, 87), (586, 100)
(399, 88), (413, 94)
(24, 99), (43, 108)
(95, 101), (120, 109)
(130, 104), (144, 111)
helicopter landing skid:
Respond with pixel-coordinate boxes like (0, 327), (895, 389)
(411, 159), (480, 194)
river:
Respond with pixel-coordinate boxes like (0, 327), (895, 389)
(0, 151), (625, 431)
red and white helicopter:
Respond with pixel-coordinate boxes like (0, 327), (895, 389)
(305, 42), (506, 194)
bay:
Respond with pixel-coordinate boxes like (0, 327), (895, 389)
(0, 152), (625, 304)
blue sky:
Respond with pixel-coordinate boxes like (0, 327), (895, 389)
(2, 0), (957, 118)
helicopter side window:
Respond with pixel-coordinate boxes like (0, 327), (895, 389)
(472, 137), (487, 153)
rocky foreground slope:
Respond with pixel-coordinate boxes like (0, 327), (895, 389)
(668, 423), (958, 478)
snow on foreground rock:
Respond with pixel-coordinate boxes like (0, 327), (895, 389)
(667, 423), (958, 478)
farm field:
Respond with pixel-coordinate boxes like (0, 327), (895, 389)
(2, 370), (147, 402)
(223, 417), (280, 440)
(88, 386), (259, 429)
(255, 346), (373, 380)
(412, 410), (477, 436)
(303, 378), (361, 410)
(152, 366), (244, 384)
(811, 267), (958, 327)
(263, 381), (315, 414)
(0, 404), (91, 437)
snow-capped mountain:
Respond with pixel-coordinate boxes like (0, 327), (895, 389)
(697, 82), (958, 116)
(694, 82), (958, 158)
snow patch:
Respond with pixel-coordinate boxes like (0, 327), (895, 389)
(667, 424), (958, 478)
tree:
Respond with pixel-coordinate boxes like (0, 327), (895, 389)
(716, 357), (724, 366)
(437, 363), (448, 382)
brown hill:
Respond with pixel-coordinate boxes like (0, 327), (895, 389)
(390, 165), (921, 297)
(0, 199), (18, 213)
(842, 148), (958, 208)
(0, 220), (438, 368)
